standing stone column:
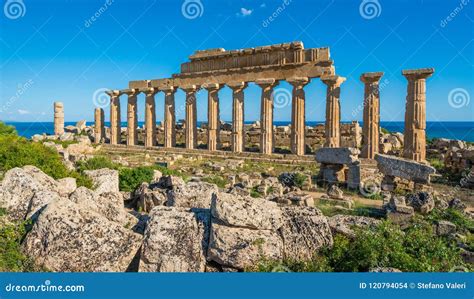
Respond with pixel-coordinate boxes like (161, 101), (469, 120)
(402, 68), (434, 162)
(228, 82), (247, 153)
(163, 86), (176, 148)
(125, 89), (139, 146)
(256, 78), (279, 155)
(144, 88), (158, 147)
(107, 90), (122, 145)
(94, 107), (105, 143)
(203, 83), (222, 151)
(288, 77), (309, 156)
(322, 75), (346, 148)
(53, 102), (64, 135)
(360, 72), (384, 159)
(183, 85), (199, 149)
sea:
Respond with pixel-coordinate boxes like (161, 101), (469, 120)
(4, 121), (474, 142)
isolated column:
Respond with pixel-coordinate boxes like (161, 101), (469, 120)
(360, 72), (384, 159)
(94, 107), (105, 143)
(183, 85), (199, 149)
(322, 75), (346, 148)
(402, 68), (434, 162)
(203, 83), (222, 151)
(256, 78), (278, 155)
(144, 88), (158, 147)
(53, 102), (64, 135)
(125, 89), (139, 146)
(163, 86), (176, 148)
(108, 90), (121, 145)
(228, 82), (247, 153)
(288, 77), (309, 156)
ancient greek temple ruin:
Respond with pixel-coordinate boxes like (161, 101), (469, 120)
(85, 41), (433, 162)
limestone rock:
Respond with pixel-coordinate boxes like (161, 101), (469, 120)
(328, 215), (381, 238)
(375, 154), (436, 183)
(84, 168), (119, 194)
(167, 182), (218, 209)
(434, 220), (456, 236)
(207, 222), (283, 270)
(211, 192), (283, 230)
(327, 185), (344, 199)
(57, 177), (77, 196)
(26, 190), (63, 220)
(135, 183), (167, 213)
(448, 198), (466, 212)
(22, 165), (59, 193)
(140, 206), (209, 272)
(405, 192), (435, 214)
(23, 199), (141, 272)
(315, 147), (360, 164)
(278, 206), (333, 260)
(369, 267), (402, 272)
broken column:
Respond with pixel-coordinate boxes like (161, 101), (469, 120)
(256, 78), (278, 155)
(229, 82), (247, 153)
(145, 88), (158, 147)
(125, 89), (138, 146)
(322, 76), (345, 148)
(360, 72), (384, 159)
(315, 147), (361, 189)
(163, 86), (176, 148)
(183, 85), (198, 149)
(288, 77), (309, 156)
(402, 68), (434, 162)
(107, 90), (121, 145)
(53, 102), (64, 135)
(94, 107), (105, 143)
(203, 83), (222, 151)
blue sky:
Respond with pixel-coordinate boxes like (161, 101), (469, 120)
(0, 0), (473, 123)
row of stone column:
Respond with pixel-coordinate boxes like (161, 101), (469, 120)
(97, 78), (346, 155)
(359, 68), (434, 162)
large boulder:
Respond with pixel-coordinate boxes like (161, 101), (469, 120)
(328, 215), (381, 238)
(278, 206), (333, 260)
(405, 192), (435, 214)
(211, 192), (283, 230)
(135, 183), (167, 213)
(57, 177), (77, 196)
(375, 154), (436, 183)
(84, 168), (119, 194)
(167, 182), (218, 209)
(22, 165), (59, 193)
(23, 199), (141, 272)
(315, 147), (360, 164)
(207, 222), (283, 270)
(140, 207), (209, 272)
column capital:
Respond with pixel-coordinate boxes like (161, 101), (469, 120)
(287, 77), (309, 88)
(255, 78), (278, 88)
(202, 83), (222, 91)
(105, 89), (122, 97)
(360, 72), (384, 84)
(142, 87), (159, 96)
(321, 75), (346, 87)
(122, 88), (139, 96)
(227, 81), (248, 91)
(161, 86), (176, 94)
(181, 85), (199, 93)
(402, 68), (434, 80)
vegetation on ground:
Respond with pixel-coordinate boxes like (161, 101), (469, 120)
(202, 175), (227, 188)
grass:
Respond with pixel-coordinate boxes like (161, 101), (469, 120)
(202, 175), (227, 188)
(250, 186), (263, 198)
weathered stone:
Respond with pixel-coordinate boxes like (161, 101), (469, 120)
(140, 206), (209, 272)
(328, 215), (381, 238)
(26, 190), (63, 220)
(57, 177), (77, 196)
(434, 220), (456, 236)
(315, 147), (360, 164)
(167, 182), (218, 209)
(327, 184), (344, 199)
(375, 154), (436, 183)
(84, 168), (119, 194)
(136, 183), (167, 213)
(448, 198), (466, 212)
(405, 192), (435, 214)
(54, 102), (64, 135)
(360, 72), (383, 159)
(23, 198), (141, 272)
(369, 267), (402, 272)
(211, 192), (283, 230)
(321, 76), (345, 148)
(279, 206), (333, 260)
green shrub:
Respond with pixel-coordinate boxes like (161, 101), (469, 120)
(428, 158), (444, 172)
(0, 135), (92, 188)
(0, 220), (38, 272)
(293, 173), (307, 189)
(119, 167), (155, 192)
(76, 156), (119, 172)
(0, 122), (17, 136)
(426, 208), (474, 233)
(380, 127), (390, 134)
(202, 175), (227, 188)
(250, 186), (262, 198)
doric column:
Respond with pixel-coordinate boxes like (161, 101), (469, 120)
(163, 86), (176, 148)
(182, 85), (199, 149)
(144, 88), (158, 147)
(360, 72), (384, 159)
(288, 77), (309, 156)
(256, 78), (279, 155)
(321, 75), (346, 148)
(203, 83), (222, 151)
(125, 89), (139, 146)
(402, 68), (434, 162)
(228, 82), (247, 153)
(53, 102), (64, 135)
(94, 107), (105, 143)
(107, 90), (122, 145)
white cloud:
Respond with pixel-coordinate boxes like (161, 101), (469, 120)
(17, 109), (30, 115)
(239, 8), (253, 17)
